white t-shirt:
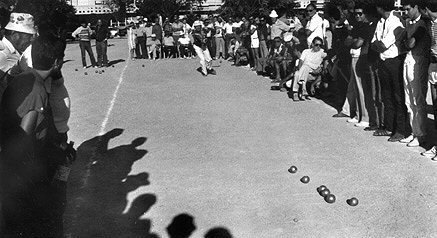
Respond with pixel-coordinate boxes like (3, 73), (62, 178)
(224, 22), (233, 34)
(300, 48), (327, 69)
(250, 25), (258, 40)
(306, 14), (325, 46)
(215, 22), (224, 37)
(178, 36), (191, 45)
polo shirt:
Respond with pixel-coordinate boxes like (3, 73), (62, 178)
(371, 11), (404, 60)
(271, 19), (291, 39)
(405, 15), (430, 57)
(1, 69), (49, 151)
(306, 14), (324, 46)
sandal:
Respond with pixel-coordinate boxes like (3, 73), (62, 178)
(373, 129), (390, 137)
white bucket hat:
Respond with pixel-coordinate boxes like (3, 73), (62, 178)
(269, 10), (278, 18)
(193, 20), (202, 27)
(5, 13), (36, 35)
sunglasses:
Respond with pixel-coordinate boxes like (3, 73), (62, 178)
(354, 12), (364, 16)
(307, 9), (315, 12)
(314, 43), (322, 47)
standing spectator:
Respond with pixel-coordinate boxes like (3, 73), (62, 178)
(95, 19), (109, 67)
(135, 21), (147, 59)
(223, 17), (234, 59)
(305, 3), (325, 49)
(72, 21), (97, 68)
(0, 13), (36, 107)
(250, 17), (260, 71)
(144, 20), (153, 58)
(0, 34), (66, 238)
(344, 4), (377, 128)
(371, 0), (410, 142)
(192, 21), (215, 76)
(270, 9), (293, 42)
(401, 1), (431, 147)
(172, 16), (184, 58)
(127, 22), (137, 60)
(215, 17), (225, 59)
(152, 17), (163, 58)
(419, 0), (437, 160)
(258, 17), (270, 59)
(163, 32), (176, 58)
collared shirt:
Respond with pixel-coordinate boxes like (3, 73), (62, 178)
(371, 11), (404, 60)
(405, 14), (430, 57)
(430, 18), (437, 56)
(306, 13), (324, 46)
(0, 37), (20, 73)
(271, 19), (291, 39)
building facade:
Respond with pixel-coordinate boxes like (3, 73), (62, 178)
(67, 0), (113, 15)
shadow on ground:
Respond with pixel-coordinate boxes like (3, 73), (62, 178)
(65, 128), (158, 237)
(65, 129), (234, 237)
(109, 59), (126, 66)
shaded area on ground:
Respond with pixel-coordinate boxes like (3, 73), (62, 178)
(65, 129), (158, 237)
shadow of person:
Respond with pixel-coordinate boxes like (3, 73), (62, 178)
(65, 129), (157, 237)
(204, 227), (233, 238)
(109, 59), (126, 66)
(166, 213), (196, 238)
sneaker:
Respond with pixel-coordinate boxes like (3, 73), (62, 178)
(407, 137), (420, 147)
(400, 134), (414, 143)
(347, 118), (359, 123)
(421, 146), (437, 158)
(355, 121), (369, 127)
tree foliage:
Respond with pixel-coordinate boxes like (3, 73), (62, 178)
(136, 0), (204, 18)
(219, 0), (297, 18)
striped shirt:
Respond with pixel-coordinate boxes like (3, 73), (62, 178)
(72, 26), (92, 41)
(430, 19), (437, 56)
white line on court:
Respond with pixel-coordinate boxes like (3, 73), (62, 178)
(99, 60), (130, 135)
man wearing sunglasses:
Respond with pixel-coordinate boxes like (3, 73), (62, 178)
(305, 3), (325, 49)
(342, 4), (378, 130)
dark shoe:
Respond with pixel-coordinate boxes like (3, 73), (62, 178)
(388, 133), (405, 142)
(298, 92), (305, 101)
(373, 129), (391, 136)
(208, 69), (216, 75)
(304, 95), (311, 100)
(332, 112), (349, 118)
(364, 125), (378, 131)
(290, 91), (299, 101)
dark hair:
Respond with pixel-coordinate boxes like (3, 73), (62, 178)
(312, 36), (323, 44)
(402, 0), (420, 7)
(325, 3), (342, 20)
(306, 3), (317, 10)
(32, 34), (66, 71)
(418, 0), (437, 11)
(375, 0), (395, 11)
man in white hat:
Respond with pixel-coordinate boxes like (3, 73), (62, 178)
(0, 13), (35, 82)
(270, 9), (294, 44)
(192, 21), (215, 76)
(0, 13), (36, 145)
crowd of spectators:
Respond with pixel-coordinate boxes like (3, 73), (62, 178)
(125, 0), (437, 160)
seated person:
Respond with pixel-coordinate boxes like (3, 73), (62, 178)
(178, 34), (192, 58)
(266, 37), (286, 81)
(287, 36), (327, 101)
(148, 34), (161, 60)
(274, 33), (301, 86)
(163, 32), (176, 58)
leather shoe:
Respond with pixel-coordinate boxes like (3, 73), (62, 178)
(364, 125), (378, 131)
(332, 112), (349, 118)
(388, 133), (405, 142)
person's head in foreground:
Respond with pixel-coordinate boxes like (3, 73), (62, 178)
(31, 34), (66, 77)
(4, 12), (36, 53)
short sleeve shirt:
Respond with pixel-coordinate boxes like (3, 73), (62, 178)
(301, 49), (327, 69)
(306, 14), (324, 46)
(0, 69), (49, 149)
